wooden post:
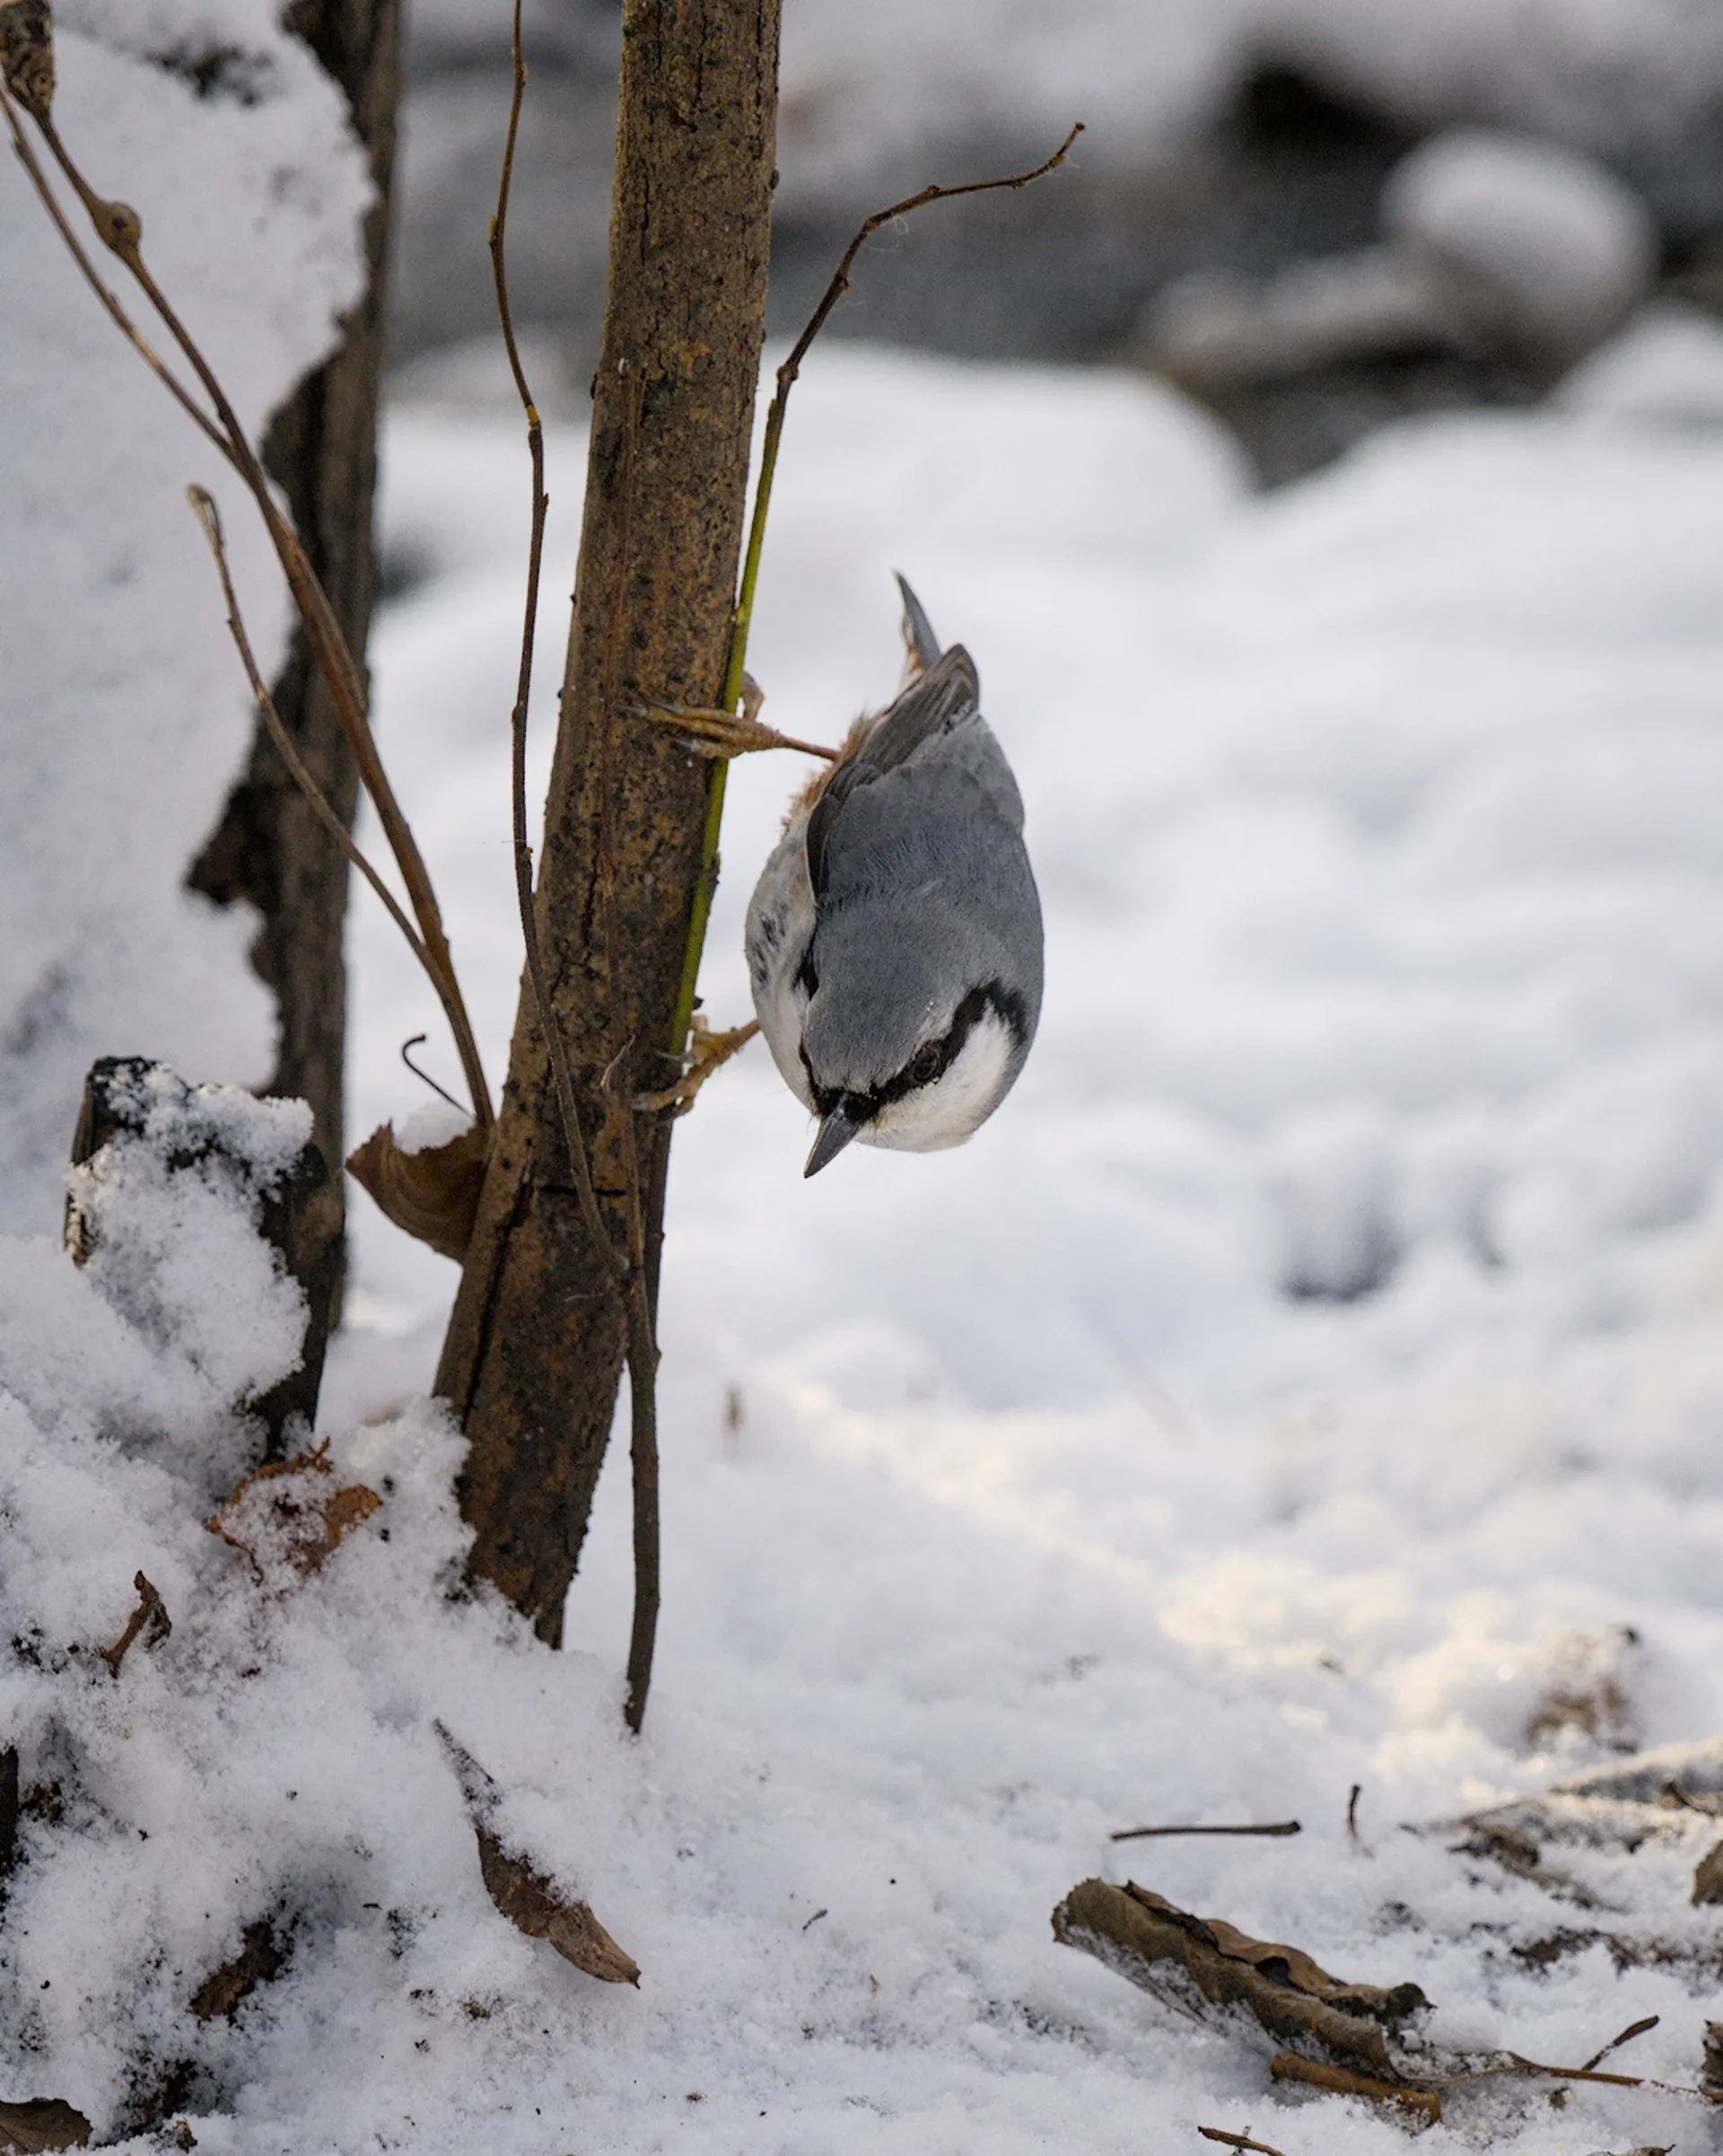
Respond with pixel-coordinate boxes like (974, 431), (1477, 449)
(436, 0), (781, 1643)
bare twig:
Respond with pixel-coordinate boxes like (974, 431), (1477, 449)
(1196, 2130), (1286, 2156)
(1110, 1820), (1302, 1843)
(1582, 2015), (1659, 2074)
(1346, 1783), (1365, 1847)
(101, 1572), (170, 1678)
(486, 0), (613, 1268)
(664, 119), (1085, 1071)
(1268, 2053), (1440, 2121)
(187, 489), (448, 1004)
(7, 76), (494, 1131)
(399, 1035), (464, 1112)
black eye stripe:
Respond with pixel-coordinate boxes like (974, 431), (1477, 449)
(807, 980), (1026, 1123)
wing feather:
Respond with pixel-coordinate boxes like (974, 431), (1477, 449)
(807, 645), (980, 897)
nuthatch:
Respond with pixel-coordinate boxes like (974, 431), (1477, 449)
(647, 578), (1043, 1176)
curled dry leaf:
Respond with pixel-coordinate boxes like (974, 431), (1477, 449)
(206, 1443), (380, 1579)
(1053, 1879), (1434, 2102)
(0, 2099), (92, 2154)
(346, 1121), (487, 1262)
(477, 1827), (640, 1986)
(0, 0), (53, 121)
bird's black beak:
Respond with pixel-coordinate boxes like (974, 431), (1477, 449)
(804, 1100), (866, 1178)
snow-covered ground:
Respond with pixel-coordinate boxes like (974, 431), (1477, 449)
(277, 326), (1723, 2147)
(11, 19), (1723, 2134)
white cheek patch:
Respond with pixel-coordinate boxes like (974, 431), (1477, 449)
(862, 1009), (1017, 1153)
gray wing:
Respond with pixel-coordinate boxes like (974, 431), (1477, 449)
(808, 644), (1001, 898)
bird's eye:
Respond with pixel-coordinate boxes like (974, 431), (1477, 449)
(907, 1044), (942, 1088)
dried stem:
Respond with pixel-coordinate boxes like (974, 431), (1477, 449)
(1110, 1820), (1301, 1843)
(1268, 2053), (1440, 2122)
(663, 119), (1085, 1067)
(1196, 2130), (1287, 2156)
(6, 77), (494, 1131)
(100, 1572), (170, 1679)
(487, 1), (611, 1266)
(1581, 2014), (1659, 2074)
(486, 0), (658, 1728)
(188, 488), (440, 994)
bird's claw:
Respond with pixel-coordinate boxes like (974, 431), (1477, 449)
(625, 672), (836, 764)
(633, 1016), (760, 1114)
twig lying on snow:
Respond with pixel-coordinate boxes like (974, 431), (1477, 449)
(1196, 2127), (1287, 2155)
(1268, 2051), (1440, 2121)
(100, 1572), (170, 1678)
(1111, 1820), (1301, 1843)
(1582, 2015), (1660, 2073)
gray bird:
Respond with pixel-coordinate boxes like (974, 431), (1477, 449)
(739, 577), (1044, 1176)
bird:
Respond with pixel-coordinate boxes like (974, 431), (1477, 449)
(643, 576), (1043, 1178)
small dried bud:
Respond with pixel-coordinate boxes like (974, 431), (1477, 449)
(0, 0), (54, 121)
(93, 197), (143, 252)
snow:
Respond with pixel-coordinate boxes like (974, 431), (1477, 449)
(10, 325), (1723, 2147)
(0, 0), (370, 1238)
(10, 17), (1723, 2137)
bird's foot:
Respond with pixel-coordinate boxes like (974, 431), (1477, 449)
(634, 1016), (761, 1114)
(628, 673), (836, 762)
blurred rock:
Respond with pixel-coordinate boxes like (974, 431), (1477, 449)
(1384, 127), (1659, 365)
(1558, 301), (1723, 427)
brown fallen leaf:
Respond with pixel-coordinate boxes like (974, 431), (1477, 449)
(188, 1918), (284, 2020)
(346, 1121), (486, 1262)
(1691, 1838), (1723, 1906)
(1054, 1879), (1429, 2089)
(1054, 1876), (1447, 2117)
(476, 1827), (640, 1985)
(0, 2098), (92, 2153)
(206, 1443), (380, 1580)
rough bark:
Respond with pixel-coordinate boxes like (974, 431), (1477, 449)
(187, 0), (400, 1214)
(436, 0), (781, 1642)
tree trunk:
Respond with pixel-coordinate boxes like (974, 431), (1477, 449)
(188, 0), (401, 1232)
(436, 0), (781, 1643)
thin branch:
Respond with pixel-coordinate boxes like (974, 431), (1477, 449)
(486, 0), (614, 1269)
(399, 1035), (464, 1112)
(187, 489), (451, 1011)
(1581, 2014), (1659, 2074)
(662, 119), (1085, 1068)
(13, 88), (494, 1132)
(100, 1572), (170, 1679)
(1196, 2130), (1286, 2156)
(1110, 1820), (1301, 1844)
(1268, 2054), (1440, 2122)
